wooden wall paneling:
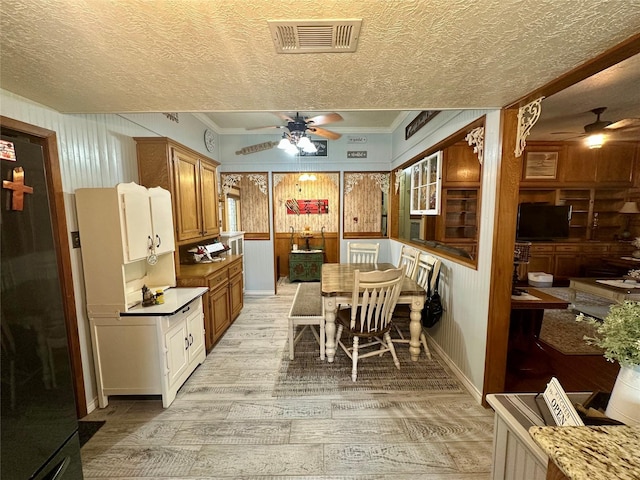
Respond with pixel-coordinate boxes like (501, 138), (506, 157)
(220, 172), (270, 238)
(483, 108), (521, 402)
(273, 172), (339, 233)
(274, 232), (338, 279)
(0, 116), (87, 417)
(343, 172), (387, 235)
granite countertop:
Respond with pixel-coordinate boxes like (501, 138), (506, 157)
(529, 425), (640, 480)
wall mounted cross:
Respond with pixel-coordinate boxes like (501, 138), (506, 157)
(3, 166), (33, 211)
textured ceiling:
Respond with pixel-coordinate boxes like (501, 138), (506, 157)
(1, 1), (639, 138)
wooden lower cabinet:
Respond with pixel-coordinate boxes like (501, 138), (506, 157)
(520, 241), (634, 282)
(177, 255), (244, 352)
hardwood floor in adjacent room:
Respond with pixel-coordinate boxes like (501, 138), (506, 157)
(79, 281), (494, 479)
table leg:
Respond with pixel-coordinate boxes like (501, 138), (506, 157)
(324, 297), (337, 363)
(409, 295), (424, 361)
(568, 285), (576, 308)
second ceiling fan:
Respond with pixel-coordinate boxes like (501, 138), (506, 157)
(247, 112), (344, 141)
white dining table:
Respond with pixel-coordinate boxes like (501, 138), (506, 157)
(320, 262), (427, 362)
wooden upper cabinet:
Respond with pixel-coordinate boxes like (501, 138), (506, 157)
(562, 144), (597, 183)
(135, 137), (220, 246)
(563, 141), (635, 185)
(199, 160), (219, 237)
(173, 149), (203, 242)
(595, 142), (636, 184)
(442, 141), (481, 186)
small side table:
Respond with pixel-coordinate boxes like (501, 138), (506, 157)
(289, 250), (324, 282)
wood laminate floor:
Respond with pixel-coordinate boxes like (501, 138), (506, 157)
(79, 282), (494, 479)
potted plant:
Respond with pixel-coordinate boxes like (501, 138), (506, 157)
(576, 301), (640, 424)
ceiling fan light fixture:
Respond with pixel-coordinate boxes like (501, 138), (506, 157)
(284, 142), (299, 155)
(277, 136), (291, 149)
(302, 143), (317, 154)
(585, 133), (605, 149)
(297, 135), (312, 148)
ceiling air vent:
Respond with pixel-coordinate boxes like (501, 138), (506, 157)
(268, 20), (361, 53)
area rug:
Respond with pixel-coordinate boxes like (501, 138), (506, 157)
(273, 325), (463, 397)
(538, 308), (604, 356)
(78, 420), (105, 447)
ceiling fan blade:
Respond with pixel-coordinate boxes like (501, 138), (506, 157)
(274, 112), (295, 123)
(606, 118), (640, 130)
(308, 126), (342, 140)
(245, 125), (285, 131)
(306, 113), (343, 126)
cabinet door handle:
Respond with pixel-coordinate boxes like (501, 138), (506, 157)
(185, 337), (189, 350)
(156, 234), (161, 248)
(148, 235), (153, 250)
(189, 333), (193, 346)
(181, 306), (190, 314)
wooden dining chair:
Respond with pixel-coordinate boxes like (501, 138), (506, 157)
(347, 242), (380, 263)
(392, 251), (442, 359)
(335, 267), (404, 381)
(397, 245), (419, 280)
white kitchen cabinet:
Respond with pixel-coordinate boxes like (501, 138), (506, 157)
(76, 182), (176, 314)
(89, 289), (207, 408)
(410, 151), (442, 215)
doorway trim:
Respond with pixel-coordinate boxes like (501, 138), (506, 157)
(1, 116), (87, 418)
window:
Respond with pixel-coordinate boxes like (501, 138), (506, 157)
(410, 151), (442, 215)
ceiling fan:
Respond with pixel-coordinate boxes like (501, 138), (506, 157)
(247, 112), (344, 140)
(565, 107), (640, 136)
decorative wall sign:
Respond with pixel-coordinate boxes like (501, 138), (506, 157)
(286, 199), (329, 215)
(0, 139), (16, 161)
(235, 141), (278, 155)
(163, 113), (179, 123)
(347, 136), (367, 144)
(300, 140), (327, 156)
(405, 110), (440, 139)
(347, 151), (367, 158)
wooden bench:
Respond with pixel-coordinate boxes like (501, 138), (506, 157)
(288, 283), (325, 360)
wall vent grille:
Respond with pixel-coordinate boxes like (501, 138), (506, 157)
(268, 20), (361, 53)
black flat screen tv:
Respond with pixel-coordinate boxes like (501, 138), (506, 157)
(516, 203), (572, 241)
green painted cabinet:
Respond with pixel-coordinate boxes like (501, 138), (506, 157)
(289, 251), (324, 282)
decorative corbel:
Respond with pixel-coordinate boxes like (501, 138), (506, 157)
(515, 97), (544, 158)
(465, 127), (485, 164)
(368, 173), (390, 194)
(247, 173), (268, 195)
(221, 173), (242, 195)
(394, 168), (403, 194)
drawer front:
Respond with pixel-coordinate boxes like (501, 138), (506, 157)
(582, 244), (609, 253)
(161, 296), (203, 331)
(555, 245), (580, 253)
(208, 270), (228, 290)
(228, 260), (243, 278)
(530, 245), (554, 253)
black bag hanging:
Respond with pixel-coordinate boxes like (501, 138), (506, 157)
(421, 267), (443, 328)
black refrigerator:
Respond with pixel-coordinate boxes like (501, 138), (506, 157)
(1, 134), (83, 479)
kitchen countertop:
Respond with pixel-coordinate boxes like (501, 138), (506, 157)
(529, 425), (640, 480)
(121, 287), (207, 316)
(178, 254), (242, 278)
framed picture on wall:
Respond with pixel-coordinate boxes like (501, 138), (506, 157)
(524, 152), (558, 180)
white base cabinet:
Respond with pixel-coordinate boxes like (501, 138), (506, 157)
(90, 292), (206, 408)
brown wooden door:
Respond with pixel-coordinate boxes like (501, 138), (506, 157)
(199, 160), (219, 237)
(173, 149), (202, 242)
